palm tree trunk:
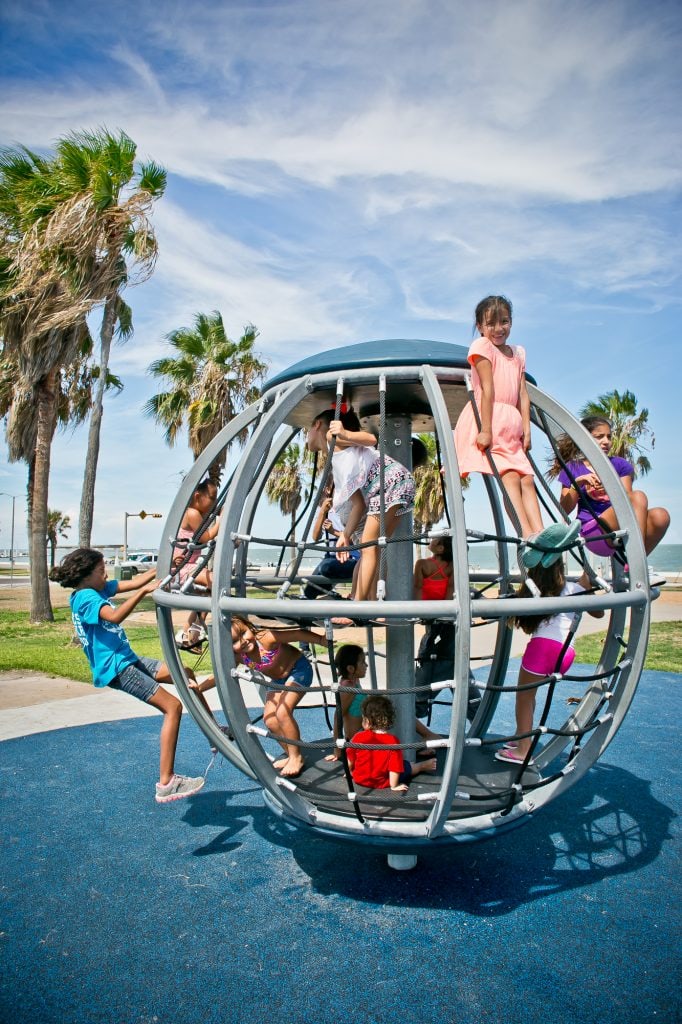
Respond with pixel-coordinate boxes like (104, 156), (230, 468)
(26, 454), (35, 547)
(79, 293), (117, 547)
(30, 371), (58, 622)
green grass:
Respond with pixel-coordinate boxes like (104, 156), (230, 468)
(0, 608), (206, 683)
(1, 610), (679, 682)
(574, 621), (681, 673)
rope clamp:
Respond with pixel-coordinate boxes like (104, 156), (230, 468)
(276, 777), (297, 791)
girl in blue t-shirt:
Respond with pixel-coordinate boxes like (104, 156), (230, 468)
(50, 548), (211, 804)
(554, 417), (669, 576)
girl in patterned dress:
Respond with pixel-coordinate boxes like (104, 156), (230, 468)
(307, 407), (416, 611)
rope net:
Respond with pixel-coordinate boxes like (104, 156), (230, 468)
(154, 357), (651, 840)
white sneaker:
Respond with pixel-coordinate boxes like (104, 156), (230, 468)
(155, 774), (205, 803)
(647, 566), (666, 588)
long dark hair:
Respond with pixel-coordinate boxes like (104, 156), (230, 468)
(432, 536), (453, 564)
(49, 548), (104, 589)
(513, 561), (566, 635)
(548, 415), (612, 478)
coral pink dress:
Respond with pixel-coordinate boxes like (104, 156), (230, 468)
(453, 337), (534, 477)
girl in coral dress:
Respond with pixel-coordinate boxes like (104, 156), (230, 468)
(454, 295), (543, 538)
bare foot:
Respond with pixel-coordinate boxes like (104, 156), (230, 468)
(331, 617), (355, 626)
(414, 757), (437, 775)
(324, 753), (340, 762)
(273, 756), (288, 770)
(280, 757), (304, 778)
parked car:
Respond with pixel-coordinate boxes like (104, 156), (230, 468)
(120, 551), (158, 574)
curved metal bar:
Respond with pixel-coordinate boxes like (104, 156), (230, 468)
(413, 366), (470, 839)
(152, 344), (654, 846)
(210, 376), (321, 826)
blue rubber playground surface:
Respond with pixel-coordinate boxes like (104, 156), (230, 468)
(1, 666), (680, 1024)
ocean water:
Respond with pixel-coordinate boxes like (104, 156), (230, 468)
(38, 542), (682, 576)
(246, 542), (682, 575)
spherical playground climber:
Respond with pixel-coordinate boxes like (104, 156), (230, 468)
(154, 340), (653, 865)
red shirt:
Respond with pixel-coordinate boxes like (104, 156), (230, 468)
(347, 729), (404, 789)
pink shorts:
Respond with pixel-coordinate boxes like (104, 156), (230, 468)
(521, 637), (575, 676)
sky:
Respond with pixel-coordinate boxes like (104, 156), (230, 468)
(0, 0), (681, 553)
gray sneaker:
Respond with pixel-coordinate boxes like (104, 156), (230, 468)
(155, 774), (205, 804)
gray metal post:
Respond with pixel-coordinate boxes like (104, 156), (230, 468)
(384, 413), (415, 751)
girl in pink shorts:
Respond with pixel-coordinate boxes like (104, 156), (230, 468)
(496, 526), (604, 765)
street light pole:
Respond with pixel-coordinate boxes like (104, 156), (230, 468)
(0, 492), (17, 588)
(123, 510), (163, 562)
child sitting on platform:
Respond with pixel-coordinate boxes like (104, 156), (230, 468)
(347, 694), (437, 792)
(325, 644), (368, 762)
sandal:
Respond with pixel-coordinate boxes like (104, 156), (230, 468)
(495, 747), (534, 766)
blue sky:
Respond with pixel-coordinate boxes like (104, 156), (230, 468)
(1, 0), (680, 552)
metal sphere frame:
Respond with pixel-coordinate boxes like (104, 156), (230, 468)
(154, 340), (651, 851)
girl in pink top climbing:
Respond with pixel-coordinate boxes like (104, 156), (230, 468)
(454, 295), (544, 539)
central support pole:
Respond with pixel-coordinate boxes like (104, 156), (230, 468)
(384, 412), (417, 871)
(384, 413), (415, 759)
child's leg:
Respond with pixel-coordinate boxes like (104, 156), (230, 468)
(146, 684), (183, 786)
(500, 472), (543, 537)
(180, 569), (212, 637)
(415, 719), (442, 742)
(268, 688), (305, 776)
(629, 491), (670, 555)
(156, 662), (215, 719)
(597, 494), (669, 556)
(645, 505), (670, 555)
(408, 755), (437, 777)
(514, 666), (539, 759)
(355, 506), (404, 601)
(354, 515), (380, 601)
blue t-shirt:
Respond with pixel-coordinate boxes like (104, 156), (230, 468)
(70, 580), (138, 687)
(558, 455), (634, 524)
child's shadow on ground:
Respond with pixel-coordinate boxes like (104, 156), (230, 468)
(180, 784), (265, 856)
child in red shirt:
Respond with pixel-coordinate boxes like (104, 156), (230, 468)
(347, 694), (437, 792)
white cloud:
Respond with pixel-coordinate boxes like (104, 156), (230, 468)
(1, 1), (680, 204)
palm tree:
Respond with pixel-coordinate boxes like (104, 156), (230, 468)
(1, 324), (97, 554)
(0, 132), (161, 620)
(46, 509), (71, 568)
(413, 433), (446, 540)
(0, 146), (92, 620)
(144, 313), (267, 482)
(580, 389), (654, 476)
(75, 131), (166, 546)
(265, 443), (306, 560)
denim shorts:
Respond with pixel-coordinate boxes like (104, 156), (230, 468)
(109, 657), (163, 703)
(259, 653), (313, 703)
